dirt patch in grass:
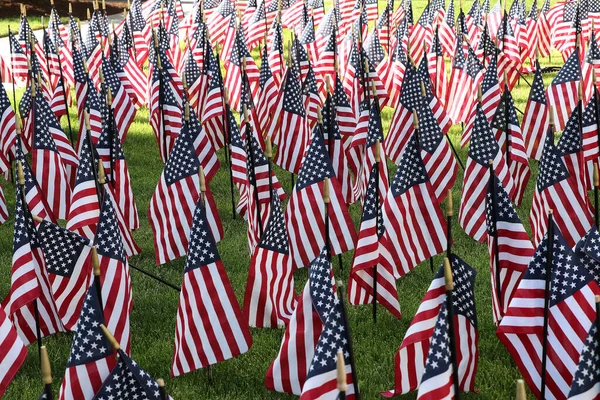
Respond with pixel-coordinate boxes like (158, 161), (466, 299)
(0, 0), (129, 19)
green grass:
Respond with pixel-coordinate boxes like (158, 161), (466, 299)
(0, 1), (572, 399)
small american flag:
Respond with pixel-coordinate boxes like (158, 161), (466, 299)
(459, 105), (515, 243)
(37, 220), (93, 331)
(382, 133), (446, 277)
(201, 47), (226, 150)
(285, 128), (356, 269)
(575, 226), (600, 285)
(0, 305), (27, 398)
(111, 34), (147, 109)
(384, 255), (478, 397)
(256, 45), (280, 138)
(0, 81), (16, 164)
(58, 284), (115, 400)
(13, 148), (56, 222)
(270, 65), (311, 174)
(485, 174), (533, 325)
(567, 320), (600, 399)
(333, 73), (356, 137)
(244, 191), (296, 328)
(497, 223), (600, 399)
(267, 21), (285, 88)
(206, 0), (235, 46)
(426, 30), (448, 109)
(148, 108), (221, 265)
(547, 50), (581, 132)
(438, 0), (456, 56)
(446, 41), (467, 124)
(301, 253), (356, 399)
(530, 114), (594, 248)
(102, 56), (136, 142)
(224, 28), (260, 112)
(348, 163), (402, 319)
(521, 61), (549, 161)
(93, 195), (133, 353)
(171, 199), (252, 376)
(8, 31), (28, 80)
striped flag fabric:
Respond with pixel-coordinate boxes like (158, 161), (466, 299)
(171, 197), (252, 377)
(58, 283), (115, 400)
(426, 30), (448, 109)
(8, 31), (28, 81)
(31, 91), (74, 220)
(256, 45), (279, 138)
(485, 175), (533, 325)
(348, 163), (401, 319)
(490, 86), (531, 206)
(300, 250), (356, 399)
(530, 116), (594, 248)
(382, 133), (446, 278)
(244, 191), (296, 328)
(269, 65), (311, 174)
(0, 305), (27, 398)
(0, 81), (16, 164)
(224, 28), (260, 112)
(206, 0), (236, 46)
(383, 255), (478, 397)
(111, 34), (147, 109)
(265, 247), (329, 396)
(333, 73), (356, 137)
(438, 0), (456, 56)
(547, 50), (581, 132)
(459, 105), (515, 243)
(94, 194), (133, 354)
(13, 147), (56, 222)
(148, 108), (221, 265)
(102, 56), (136, 142)
(201, 47), (226, 150)
(497, 223), (600, 399)
(446, 39), (468, 124)
(521, 61), (549, 161)
(36, 220), (93, 331)
(285, 129), (356, 269)
(66, 137), (100, 239)
(0, 184), (6, 224)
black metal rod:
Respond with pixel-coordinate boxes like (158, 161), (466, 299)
(540, 212), (554, 400)
(446, 134), (465, 171)
(373, 161), (380, 323)
(503, 85), (510, 168)
(129, 263), (181, 291)
(489, 162), (503, 320)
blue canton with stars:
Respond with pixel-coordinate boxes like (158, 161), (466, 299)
(416, 101), (443, 154)
(551, 50), (581, 86)
(390, 134), (429, 197)
(567, 322), (600, 398)
(486, 175), (520, 237)
(361, 164), (385, 239)
(491, 88), (519, 132)
(421, 301), (453, 384)
(296, 128), (335, 191)
(537, 131), (570, 191)
(163, 117), (200, 186)
(94, 196), (126, 263)
(468, 106), (500, 166)
(529, 62), (547, 104)
(282, 65), (306, 117)
(258, 192), (289, 254)
(93, 352), (162, 400)
(557, 105), (582, 156)
(579, 226), (600, 284)
(38, 220), (91, 278)
(67, 285), (112, 367)
(366, 102), (384, 148)
(184, 198), (221, 274)
(75, 139), (98, 186)
(309, 247), (336, 324)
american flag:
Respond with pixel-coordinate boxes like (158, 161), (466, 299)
(256, 45), (279, 138)
(0, 82), (16, 164)
(383, 255), (478, 397)
(426, 30), (448, 110)
(13, 147), (56, 222)
(244, 191), (296, 328)
(300, 254), (356, 399)
(93, 195), (133, 353)
(102, 56), (136, 142)
(446, 40), (467, 124)
(184, 47), (204, 114)
(524, 0), (540, 61)
(381, 134), (446, 278)
(36, 220), (93, 331)
(303, 66), (322, 130)
(201, 47), (226, 150)
(73, 49), (103, 154)
(459, 105), (515, 243)
(268, 21), (285, 88)
(521, 62), (549, 161)
(566, 317), (600, 398)
(130, 0), (150, 66)
(269, 65), (311, 174)
(377, 6), (391, 51)
(497, 223), (600, 399)
(485, 174), (533, 326)
(582, 88), (600, 187)
(300, 16), (319, 64)
(207, 0), (235, 46)
(58, 284), (115, 400)
(224, 28), (260, 112)
(31, 92), (74, 220)
(314, 31), (336, 97)
(547, 49), (582, 132)
(537, 1), (552, 58)
(348, 163), (402, 319)
(333, 73), (356, 137)
(94, 350), (167, 400)
(417, 99), (458, 203)
(0, 305), (27, 398)
(3, 183), (65, 345)
(66, 137), (100, 239)
(286, 128), (356, 268)
(0, 184), (6, 223)
(9, 31), (28, 80)
(490, 87), (531, 206)
(575, 226), (600, 286)
(246, 1), (269, 49)
(438, 0), (456, 56)
(365, 30), (394, 108)
(171, 199), (252, 377)
(265, 248), (328, 395)
(148, 108), (221, 265)
(497, 13), (521, 65)
(111, 34), (147, 109)
(531, 113), (594, 248)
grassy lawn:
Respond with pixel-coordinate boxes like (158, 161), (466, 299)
(0, 1), (571, 399)
(0, 16), (73, 38)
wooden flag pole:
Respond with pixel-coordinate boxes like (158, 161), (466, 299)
(515, 379), (527, 400)
(158, 379), (169, 400)
(40, 346), (54, 400)
(443, 257), (460, 399)
(503, 72), (511, 167)
(92, 247), (104, 314)
(446, 189), (453, 259)
(17, 160), (44, 361)
(223, 88), (237, 220)
(593, 73), (600, 181)
(595, 164), (599, 229)
(106, 87), (116, 186)
(336, 349), (347, 400)
(324, 177), (331, 257)
(489, 159), (503, 319)
(539, 209), (554, 400)
(100, 324), (121, 353)
(373, 139), (381, 323)
(595, 296), (600, 358)
(243, 104), (264, 238)
(336, 280), (360, 399)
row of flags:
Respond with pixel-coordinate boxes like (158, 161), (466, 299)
(2, 0), (600, 398)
